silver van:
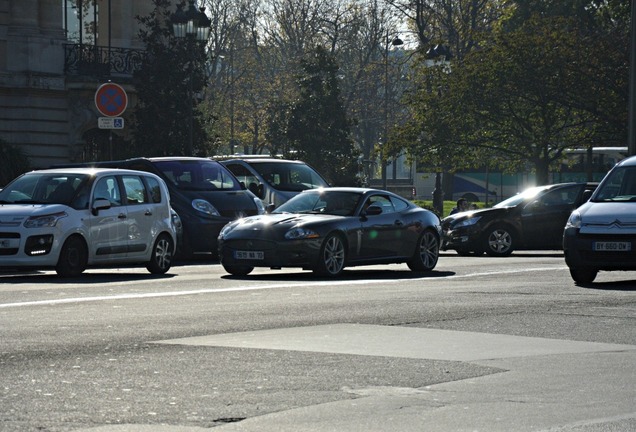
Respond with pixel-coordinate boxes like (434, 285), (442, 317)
(219, 158), (330, 208)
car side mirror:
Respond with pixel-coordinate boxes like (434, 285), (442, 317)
(582, 190), (593, 202)
(91, 198), (111, 216)
(265, 203), (276, 214)
(364, 205), (383, 216)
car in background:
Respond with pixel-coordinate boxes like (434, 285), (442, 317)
(564, 155), (636, 284)
(219, 157), (330, 208)
(0, 168), (176, 276)
(441, 182), (597, 257)
(56, 157), (265, 258)
(218, 187), (441, 277)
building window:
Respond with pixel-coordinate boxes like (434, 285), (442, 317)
(63, 0), (99, 45)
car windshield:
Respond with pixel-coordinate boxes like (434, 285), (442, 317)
(153, 160), (240, 191)
(253, 162), (329, 192)
(274, 190), (362, 216)
(0, 173), (90, 206)
(494, 185), (549, 208)
(592, 165), (636, 202)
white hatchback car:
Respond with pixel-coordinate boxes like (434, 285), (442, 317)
(0, 168), (177, 277)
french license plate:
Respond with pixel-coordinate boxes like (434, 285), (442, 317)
(593, 241), (631, 251)
(234, 250), (264, 260)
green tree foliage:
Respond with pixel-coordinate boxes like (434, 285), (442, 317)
(0, 139), (31, 186)
(285, 46), (361, 186)
(133, 0), (214, 157)
(396, 7), (628, 185)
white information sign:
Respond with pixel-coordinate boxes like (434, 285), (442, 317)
(98, 117), (124, 129)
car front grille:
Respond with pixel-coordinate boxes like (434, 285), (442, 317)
(0, 232), (20, 256)
(226, 239), (277, 251)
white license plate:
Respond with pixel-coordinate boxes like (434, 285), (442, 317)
(593, 241), (631, 251)
(234, 250), (264, 260)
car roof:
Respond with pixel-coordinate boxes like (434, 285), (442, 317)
(24, 167), (157, 176)
(616, 155), (636, 167)
(148, 156), (219, 162)
(300, 187), (384, 194)
(220, 158), (306, 164)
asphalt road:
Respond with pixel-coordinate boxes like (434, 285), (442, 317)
(1, 251), (635, 432)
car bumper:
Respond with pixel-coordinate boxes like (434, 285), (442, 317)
(441, 226), (481, 251)
(563, 228), (636, 270)
(219, 238), (322, 269)
(0, 230), (62, 269)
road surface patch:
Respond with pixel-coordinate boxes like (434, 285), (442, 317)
(152, 324), (633, 362)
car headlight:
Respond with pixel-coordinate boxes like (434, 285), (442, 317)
(453, 216), (481, 229)
(565, 211), (582, 229)
(253, 197), (266, 215)
(24, 211), (67, 228)
(218, 221), (238, 239)
(192, 199), (220, 217)
(285, 227), (320, 240)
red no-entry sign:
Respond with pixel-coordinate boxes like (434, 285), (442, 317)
(95, 82), (128, 117)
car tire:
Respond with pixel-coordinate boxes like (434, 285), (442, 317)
(55, 235), (88, 277)
(222, 264), (254, 276)
(146, 234), (174, 274)
(483, 225), (515, 257)
(569, 267), (598, 284)
(313, 233), (346, 277)
(407, 229), (440, 272)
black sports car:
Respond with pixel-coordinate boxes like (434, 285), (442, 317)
(218, 187), (442, 277)
(441, 182), (597, 257)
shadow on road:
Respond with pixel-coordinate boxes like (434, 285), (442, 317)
(575, 280), (636, 291)
(222, 269), (456, 282)
(0, 270), (178, 284)
(440, 251), (565, 258)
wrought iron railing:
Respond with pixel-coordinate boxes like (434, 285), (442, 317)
(64, 44), (145, 78)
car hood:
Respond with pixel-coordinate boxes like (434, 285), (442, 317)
(578, 201), (636, 232)
(172, 189), (258, 215)
(0, 204), (69, 224)
(223, 212), (342, 237)
(241, 212), (340, 227)
(442, 207), (506, 225)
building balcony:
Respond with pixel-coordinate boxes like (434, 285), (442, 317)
(64, 44), (144, 81)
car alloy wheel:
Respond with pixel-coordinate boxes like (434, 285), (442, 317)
(147, 234), (174, 274)
(314, 233), (346, 277)
(484, 226), (514, 257)
(408, 229), (439, 272)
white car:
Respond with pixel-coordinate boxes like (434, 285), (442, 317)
(564, 154), (636, 284)
(0, 168), (177, 277)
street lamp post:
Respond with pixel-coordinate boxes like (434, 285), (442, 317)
(425, 44), (452, 215)
(170, 1), (211, 156)
(381, 33), (403, 190)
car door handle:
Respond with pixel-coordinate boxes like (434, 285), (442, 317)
(145, 210), (153, 216)
(394, 220), (404, 226)
(118, 213), (127, 219)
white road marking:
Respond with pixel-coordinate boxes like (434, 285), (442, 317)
(0, 267), (565, 309)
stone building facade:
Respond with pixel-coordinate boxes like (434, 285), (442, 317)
(0, 0), (156, 169)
